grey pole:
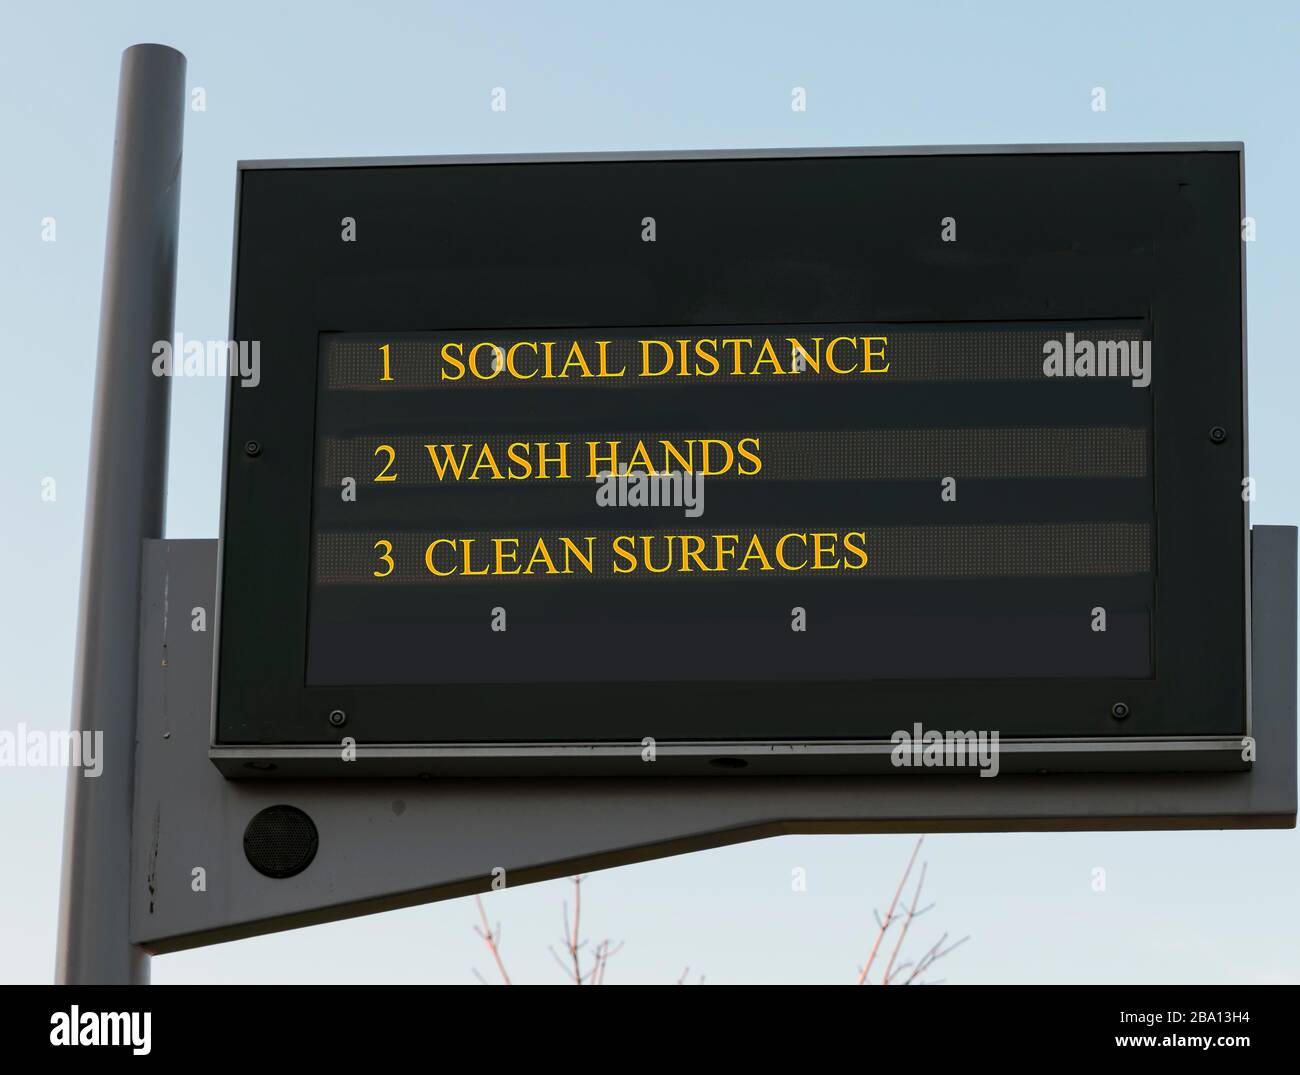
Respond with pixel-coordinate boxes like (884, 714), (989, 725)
(56, 43), (186, 985)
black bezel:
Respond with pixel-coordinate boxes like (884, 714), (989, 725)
(214, 146), (1247, 755)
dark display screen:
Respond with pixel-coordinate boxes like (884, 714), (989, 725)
(214, 148), (1248, 757)
(305, 321), (1155, 685)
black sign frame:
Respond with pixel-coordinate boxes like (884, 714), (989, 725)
(211, 144), (1249, 776)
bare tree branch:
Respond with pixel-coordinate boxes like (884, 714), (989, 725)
(569, 876), (584, 985)
(906, 933), (970, 984)
(472, 895), (512, 985)
(542, 877), (623, 984)
(858, 835), (924, 985)
(882, 861), (927, 985)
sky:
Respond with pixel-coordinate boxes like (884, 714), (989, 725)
(1, 0), (1298, 984)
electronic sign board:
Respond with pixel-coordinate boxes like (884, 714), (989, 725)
(212, 145), (1248, 776)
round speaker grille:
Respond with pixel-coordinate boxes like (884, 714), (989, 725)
(243, 805), (319, 878)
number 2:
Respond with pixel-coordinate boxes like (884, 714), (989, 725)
(374, 444), (397, 482)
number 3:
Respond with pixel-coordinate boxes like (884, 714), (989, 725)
(373, 539), (395, 578)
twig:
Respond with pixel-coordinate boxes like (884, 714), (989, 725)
(570, 876), (584, 985)
(906, 934), (969, 984)
(858, 836), (923, 984)
(473, 895), (512, 985)
(475, 875), (625, 984)
(882, 861), (927, 985)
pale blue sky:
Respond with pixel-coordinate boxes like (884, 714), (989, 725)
(1, 0), (1297, 983)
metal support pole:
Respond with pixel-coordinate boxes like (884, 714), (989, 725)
(56, 43), (186, 985)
